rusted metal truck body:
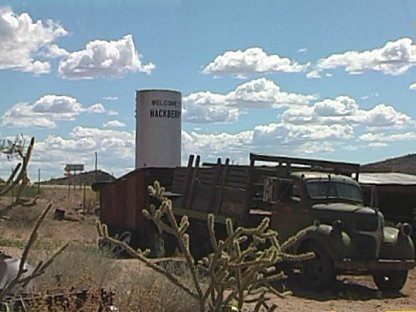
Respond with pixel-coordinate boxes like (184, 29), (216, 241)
(95, 153), (416, 291)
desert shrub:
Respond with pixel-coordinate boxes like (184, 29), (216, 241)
(0, 204), (68, 305)
(32, 244), (198, 311)
(34, 243), (116, 290)
(3, 204), (44, 230)
(115, 265), (199, 312)
(13, 185), (39, 199)
(0, 238), (25, 248)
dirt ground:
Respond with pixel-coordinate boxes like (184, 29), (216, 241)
(1, 190), (416, 312)
(267, 272), (416, 312)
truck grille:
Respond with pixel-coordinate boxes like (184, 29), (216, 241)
(354, 234), (377, 259)
(356, 217), (379, 232)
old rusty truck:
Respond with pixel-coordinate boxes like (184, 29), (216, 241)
(94, 153), (415, 291)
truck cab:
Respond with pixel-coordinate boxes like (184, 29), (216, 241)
(251, 153), (415, 291)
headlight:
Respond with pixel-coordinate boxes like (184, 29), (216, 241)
(332, 219), (343, 232)
(397, 222), (412, 237)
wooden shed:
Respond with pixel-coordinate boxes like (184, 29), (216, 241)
(360, 172), (416, 226)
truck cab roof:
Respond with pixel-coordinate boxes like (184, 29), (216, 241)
(291, 171), (359, 185)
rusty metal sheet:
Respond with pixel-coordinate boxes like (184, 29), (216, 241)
(99, 168), (175, 232)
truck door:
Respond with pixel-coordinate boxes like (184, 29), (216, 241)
(271, 179), (311, 242)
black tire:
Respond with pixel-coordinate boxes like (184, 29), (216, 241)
(163, 232), (177, 257)
(112, 231), (132, 257)
(189, 223), (212, 261)
(98, 238), (113, 254)
(98, 231), (131, 258)
(372, 270), (408, 292)
(149, 230), (165, 258)
(300, 241), (336, 290)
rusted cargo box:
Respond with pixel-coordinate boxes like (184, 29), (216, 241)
(98, 167), (174, 250)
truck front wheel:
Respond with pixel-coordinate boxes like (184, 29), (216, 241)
(372, 270), (408, 292)
(300, 241), (336, 290)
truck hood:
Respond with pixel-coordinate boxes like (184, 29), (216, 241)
(312, 203), (376, 215)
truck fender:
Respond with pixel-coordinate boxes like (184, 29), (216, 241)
(293, 224), (352, 261)
(380, 226), (415, 260)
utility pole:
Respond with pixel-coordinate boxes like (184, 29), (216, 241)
(38, 168), (40, 194)
(95, 151), (98, 182)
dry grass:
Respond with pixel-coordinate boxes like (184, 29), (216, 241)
(0, 188), (198, 311)
(114, 265), (199, 311)
(29, 244), (199, 311)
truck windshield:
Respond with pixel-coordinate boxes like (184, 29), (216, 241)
(306, 181), (362, 202)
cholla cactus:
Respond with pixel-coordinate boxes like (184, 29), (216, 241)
(0, 134), (25, 159)
(97, 181), (314, 312)
(0, 204), (69, 302)
(0, 136), (35, 205)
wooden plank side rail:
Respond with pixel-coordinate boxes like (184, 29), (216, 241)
(250, 153), (360, 181)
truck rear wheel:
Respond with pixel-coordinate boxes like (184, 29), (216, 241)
(372, 270), (408, 292)
(190, 222), (212, 261)
(149, 230), (165, 258)
(98, 231), (132, 258)
(300, 241), (336, 290)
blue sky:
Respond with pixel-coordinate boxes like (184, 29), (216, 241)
(0, 0), (415, 180)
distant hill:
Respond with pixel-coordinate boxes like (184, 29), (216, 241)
(361, 154), (416, 175)
(41, 170), (115, 186)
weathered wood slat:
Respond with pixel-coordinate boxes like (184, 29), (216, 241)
(214, 158), (229, 214)
(209, 158), (223, 212)
(176, 155), (194, 206)
(185, 155), (200, 210)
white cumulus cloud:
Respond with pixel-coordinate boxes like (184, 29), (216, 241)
(0, 7), (68, 74)
(313, 96), (359, 116)
(43, 44), (69, 58)
(359, 131), (416, 142)
(1, 95), (115, 128)
(282, 96), (411, 128)
(308, 38), (416, 78)
(182, 121), (353, 165)
(202, 47), (308, 77)
(227, 78), (316, 108)
(103, 120), (126, 128)
(70, 126), (135, 163)
(409, 82), (416, 90)
(183, 78), (316, 123)
(252, 123), (353, 146)
(356, 104), (411, 128)
(31, 126), (135, 178)
(58, 34), (155, 79)
(182, 129), (253, 163)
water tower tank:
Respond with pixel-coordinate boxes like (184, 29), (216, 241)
(135, 89), (182, 168)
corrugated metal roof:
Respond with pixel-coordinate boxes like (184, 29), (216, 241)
(359, 172), (416, 185)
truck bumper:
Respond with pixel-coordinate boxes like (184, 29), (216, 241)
(335, 259), (416, 272)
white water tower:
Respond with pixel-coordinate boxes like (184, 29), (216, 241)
(135, 89), (182, 168)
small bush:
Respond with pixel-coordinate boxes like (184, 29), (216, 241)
(3, 204), (43, 230)
(115, 265), (199, 312)
(34, 243), (116, 290)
